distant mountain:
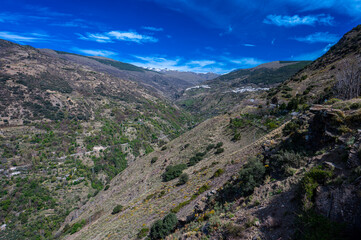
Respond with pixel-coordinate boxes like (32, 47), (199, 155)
(41, 49), (218, 98)
(151, 69), (219, 86)
(176, 61), (311, 119)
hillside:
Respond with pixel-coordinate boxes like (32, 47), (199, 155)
(0, 39), (195, 239)
(42, 50), (217, 99)
(176, 61), (310, 119)
(267, 25), (361, 107)
(58, 25), (361, 240)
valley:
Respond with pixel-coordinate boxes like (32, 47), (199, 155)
(0, 15), (360, 240)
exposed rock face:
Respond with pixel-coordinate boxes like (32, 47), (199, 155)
(315, 183), (361, 235)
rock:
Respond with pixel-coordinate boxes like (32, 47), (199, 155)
(323, 161), (336, 170)
(0, 224), (6, 231)
(263, 216), (281, 228)
(194, 200), (207, 213)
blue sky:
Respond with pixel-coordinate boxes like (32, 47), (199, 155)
(0, 0), (360, 73)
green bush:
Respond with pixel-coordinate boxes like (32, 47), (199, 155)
(216, 142), (224, 148)
(283, 120), (302, 135)
(162, 164), (187, 182)
(206, 144), (215, 151)
(149, 213), (178, 239)
(215, 148), (224, 154)
(213, 168), (225, 178)
(111, 204), (123, 214)
(70, 219), (86, 234)
(270, 150), (304, 177)
(177, 173), (189, 185)
(217, 158), (265, 202)
(137, 227), (149, 239)
(300, 166), (333, 210)
(295, 210), (346, 240)
(151, 157), (158, 164)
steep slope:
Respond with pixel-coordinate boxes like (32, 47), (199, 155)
(60, 104), (286, 240)
(176, 61), (310, 119)
(0, 39), (194, 239)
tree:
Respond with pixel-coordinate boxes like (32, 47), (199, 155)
(335, 57), (361, 99)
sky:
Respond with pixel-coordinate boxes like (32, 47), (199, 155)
(0, 0), (360, 73)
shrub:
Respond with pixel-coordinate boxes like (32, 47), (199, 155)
(137, 227), (149, 239)
(350, 102), (361, 110)
(162, 164), (187, 182)
(149, 213), (178, 239)
(69, 219), (86, 234)
(270, 150), (304, 177)
(217, 158), (265, 202)
(151, 157), (158, 164)
(224, 222), (244, 237)
(283, 120), (302, 135)
(104, 185), (110, 191)
(213, 168), (225, 178)
(206, 144), (215, 151)
(216, 142), (224, 148)
(215, 148), (224, 154)
(161, 146), (167, 151)
(295, 210), (346, 240)
(111, 204), (123, 214)
(177, 173), (189, 185)
(300, 166), (333, 210)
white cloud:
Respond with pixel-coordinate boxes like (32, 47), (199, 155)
(73, 48), (117, 57)
(293, 32), (340, 43)
(263, 14), (334, 27)
(77, 31), (158, 44)
(76, 33), (113, 43)
(228, 57), (265, 68)
(108, 31), (158, 43)
(188, 60), (216, 67)
(0, 31), (47, 43)
(142, 26), (164, 31)
(242, 43), (256, 47)
(130, 55), (230, 73)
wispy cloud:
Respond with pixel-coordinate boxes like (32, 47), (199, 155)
(0, 12), (50, 24)
(24, 5), (72, 17)
(263, 14), (334, 27)
(50, 19), (90, 28)
(73, 48), (117, 57)
(242, 43), (256, 47)
(0, 31), (48, 43)
(77, 31), (158, 44)
(227, 57), (265, 68)
(187, 60), (216, 67)
(108, 31), (158, 43)
(142, 26), (164, 31)
(293, 32), (340, 43)
(76, 33), (113, 43)
(130, 55), (230, 73)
